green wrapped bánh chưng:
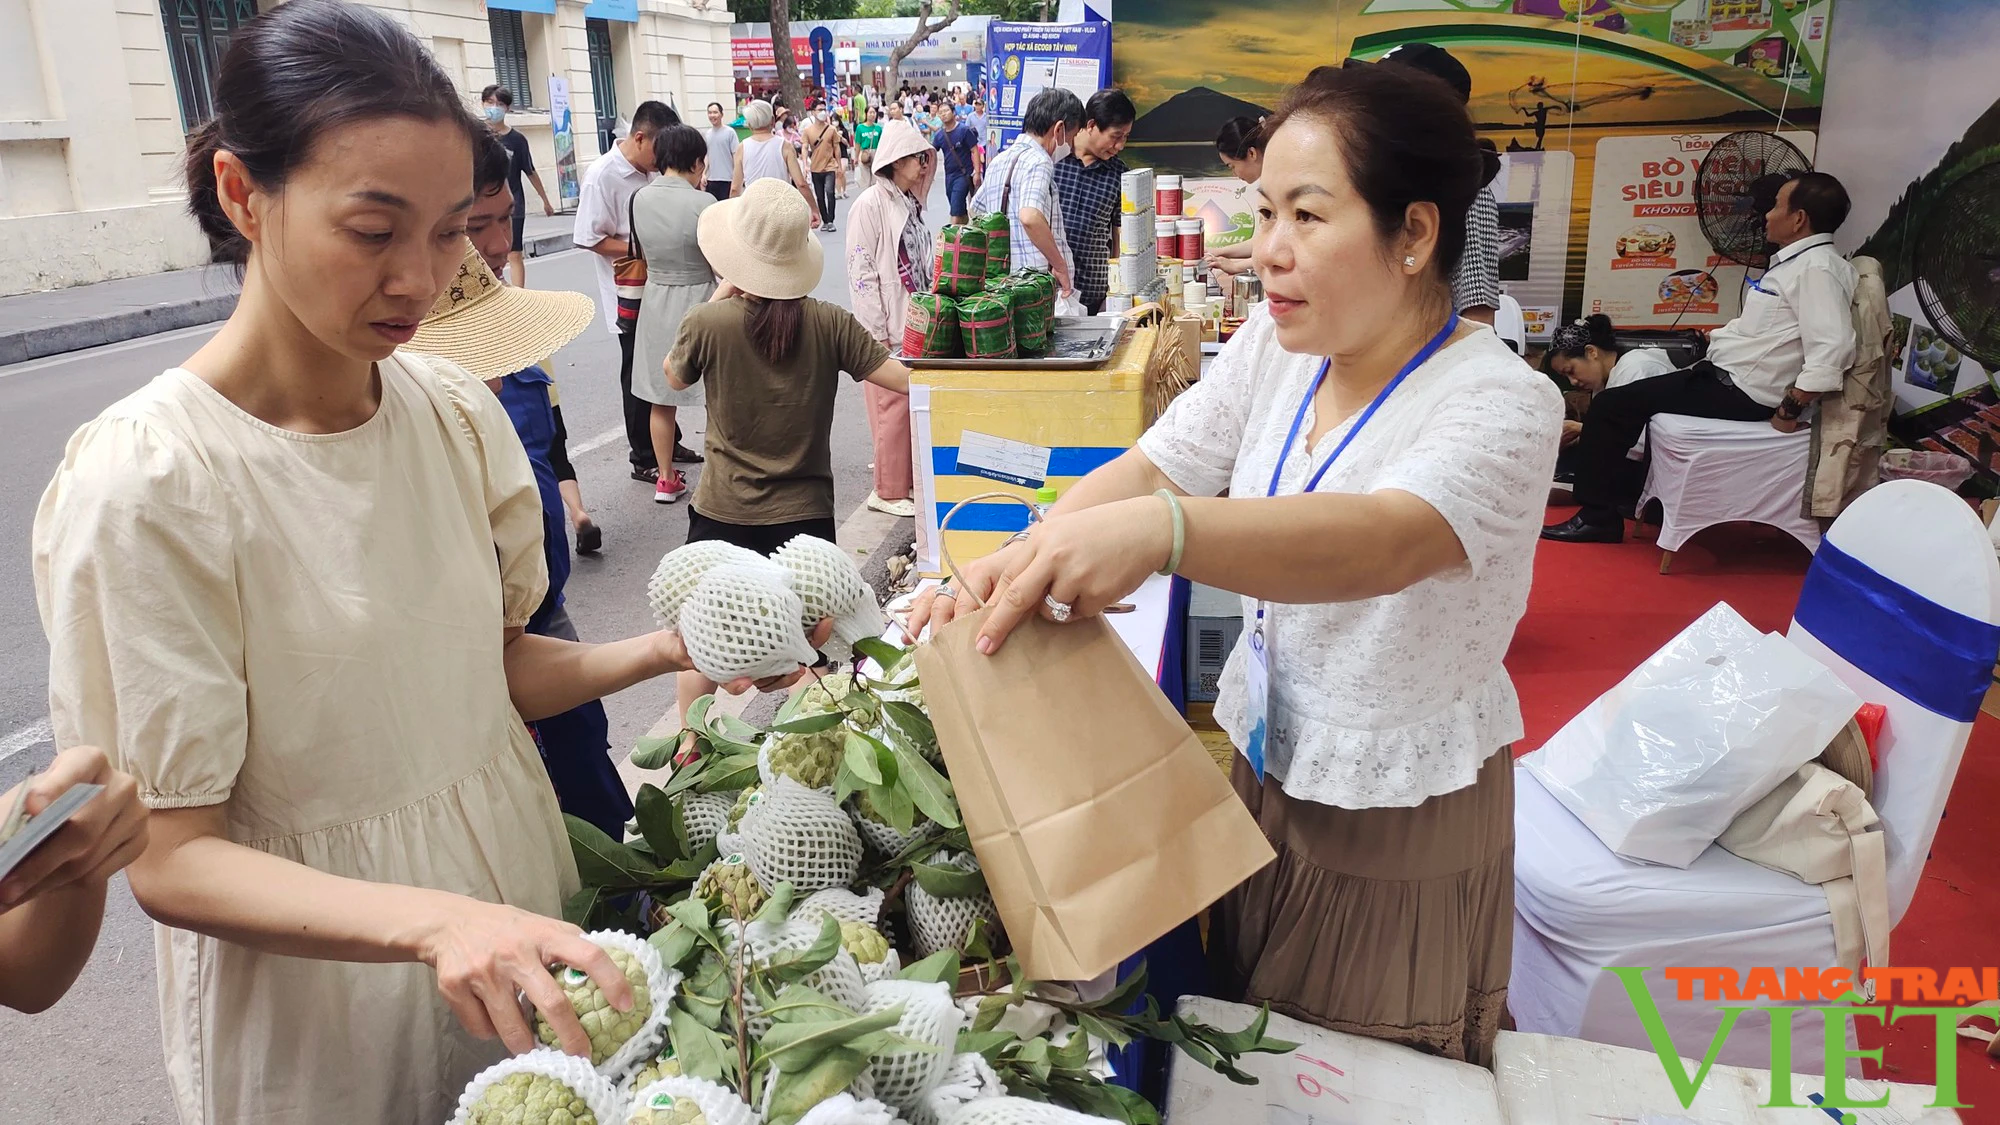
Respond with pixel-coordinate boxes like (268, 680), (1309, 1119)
(931, 225), (988, 299)
(957, 290), (1016, 360)
(1008, 269), (1056, 353)
(902, 293), (961, 359)
(972, 211), (1011, 281)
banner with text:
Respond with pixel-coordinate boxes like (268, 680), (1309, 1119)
(984, 21), (1112, 153)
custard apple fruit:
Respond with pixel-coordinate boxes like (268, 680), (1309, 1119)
(727, 787), (762, 831)
(466, 1071), (599, 1125)
(840, 920), (890, 965)
(628, 1053), (684, 1093)
(533, 949), (652, 1066)
(765, 730), (840, 789)
(696, 854), (767, 916)
(799, 673), (879, 726)
(626, 1090), (706, 1125)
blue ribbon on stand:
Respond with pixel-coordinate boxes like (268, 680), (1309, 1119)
(1793, 539), (2000, 723)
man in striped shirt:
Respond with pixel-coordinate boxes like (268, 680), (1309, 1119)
(969, 87), (1083, 296)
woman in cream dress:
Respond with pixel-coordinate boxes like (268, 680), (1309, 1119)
(32, 5), (819, 1122)
(631, 123), (718, 503)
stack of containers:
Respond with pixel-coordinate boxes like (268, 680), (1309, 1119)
(1116, 167), (1159, 305)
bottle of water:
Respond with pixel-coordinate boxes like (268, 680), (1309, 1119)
(1033, 486), (1059, 523)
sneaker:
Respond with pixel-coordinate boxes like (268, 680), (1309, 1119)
(866, 491), (916, 518)
(655, 471), (688, 504)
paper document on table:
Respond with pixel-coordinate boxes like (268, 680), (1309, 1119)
(954, 430), (1052, 489)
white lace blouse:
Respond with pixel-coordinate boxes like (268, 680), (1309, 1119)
(1137, 308), (1563, 808)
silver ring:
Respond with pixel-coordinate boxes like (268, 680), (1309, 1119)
(935, 584), (957, 600)
(1043, 596), (1074, 623)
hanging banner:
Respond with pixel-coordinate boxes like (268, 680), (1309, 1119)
(1582, 130), (1815, 330)
(549, 74), (581, 210)
(984, 21), (1111, 153)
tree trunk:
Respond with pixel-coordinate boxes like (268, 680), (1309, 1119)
(769, 0), (806, 120)
(887, 0), (960, 96)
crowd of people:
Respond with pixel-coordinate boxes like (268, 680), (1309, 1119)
(5, 1), (1877, 1121)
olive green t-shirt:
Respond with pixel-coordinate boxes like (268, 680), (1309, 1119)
(669, 296), (891, 525)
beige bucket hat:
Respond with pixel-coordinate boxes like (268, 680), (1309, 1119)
(871, 120), (932, 171)
(408, 244), (595, 379)
(696, 177), (824, 300)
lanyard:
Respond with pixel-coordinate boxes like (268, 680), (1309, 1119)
(1264, 312), (1461, 502)
(1749, 235), (1830, 295)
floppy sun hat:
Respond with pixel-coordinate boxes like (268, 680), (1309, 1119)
(409, 244), (596, 379)
(871, 120), (932, 172)
(696, 178), (825, 301)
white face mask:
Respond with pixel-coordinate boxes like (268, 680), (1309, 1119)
(1051, 141), (1072, 162)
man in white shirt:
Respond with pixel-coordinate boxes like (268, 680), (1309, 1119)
(703, 102), (739, 202)
(1545, 171), (1856, 543)
(574, 100), (684, 482)
(968, 87), (1082, 296)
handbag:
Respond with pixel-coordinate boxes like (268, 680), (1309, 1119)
(615, 194), (647, 331)
(1717, 758), (1890, 984)
(911, 493), (1275, 980)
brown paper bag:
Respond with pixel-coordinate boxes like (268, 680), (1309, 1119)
(915, 601), (1275, 981)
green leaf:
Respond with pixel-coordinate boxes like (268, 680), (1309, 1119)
(562, 885), (605, 928)
(683, 955), (732, 1028)
(898, 949), (961, 984)
(660, 844), (719, 883)
(633, 784), (687, 864)
(911, 858), (988, 899)
(649, 921), (699, 970)
(760, 984), (851, 1025)
(662, 897), (724, 954)
(669, 1002), (737, 1084)
(1014, 1037), (1050, 1066)
(885, 736), (959, 829)
(631, 733), (678, 770)
(843, 731), (884, 785)
(881, 700), (938, 752)
(1075, 1012), (1132, 1048)
(1095, 962), (1150, 1015)
(972, 993), (1013, 1032)
(567, 813), (661, 887)
(755, 881), (797, 926)
(771, 711), (847, 735)
(1050, 1028), (1091, 1071)
(762, 915), (843, 984)
(757, 1004), (908, 1073)
(1104, 1081), (1161, 1124)
(862, 781), (917, 835)
(963, 916), (996, 962)
(852, 636), (909, 674)
(697, 752), (762, 793)
(764, 1047), (872, 1125)
(662, 754), (711, 799)
(955, 1029), (1016, 1057)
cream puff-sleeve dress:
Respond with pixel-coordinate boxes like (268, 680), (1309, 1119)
(32, 352), (578, 1125)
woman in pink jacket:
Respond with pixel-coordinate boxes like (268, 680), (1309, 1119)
(844, 120), (936, 518)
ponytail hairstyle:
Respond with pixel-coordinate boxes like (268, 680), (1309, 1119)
(744, 296), (804, 365)
(1546, 313), (1620, 360)
(1215, 115), (1265, 162)
(183, 0), (483, 265)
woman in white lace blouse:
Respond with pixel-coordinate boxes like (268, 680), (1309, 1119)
(911, 65), (1560, 1065)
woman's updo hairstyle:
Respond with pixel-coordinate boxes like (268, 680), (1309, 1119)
(183, 0), (484, 264)
(1264, 62), (1485, 282)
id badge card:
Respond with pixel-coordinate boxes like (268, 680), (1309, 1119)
(1242, 610), (1270, 781)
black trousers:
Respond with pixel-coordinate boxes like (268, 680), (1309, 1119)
(617, 325), (655, 472)
(687, 507), (839, 556)
(1572, 360), (1773, 521)
(706, 180), (732, 203)
(812, 171), (837, 223)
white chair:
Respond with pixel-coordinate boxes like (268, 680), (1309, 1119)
(1637, 413), (1823, 572)
(1494, 294), (1527, 354)
(1512, 479), (2000, 1069)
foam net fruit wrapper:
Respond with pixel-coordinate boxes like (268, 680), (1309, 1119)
(740, 775), (864, 894)
(648, 541), (770, 627)
(677, 564), (820, 682)
(771, 534), (888, 658)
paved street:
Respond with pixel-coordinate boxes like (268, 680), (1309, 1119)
(0, 182), (925, 1119)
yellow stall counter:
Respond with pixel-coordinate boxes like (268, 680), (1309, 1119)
(910, 323), (1161, 577)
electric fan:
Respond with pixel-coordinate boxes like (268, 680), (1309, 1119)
(1912, 161), (2000, 370)
(1695, 130), (1813, 270)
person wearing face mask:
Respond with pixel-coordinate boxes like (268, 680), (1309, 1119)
(1054, 88), (1137, 316)
(804, 100), (844, 232)
(910, 62), (1560, 1065)
(479, 85), (556, 288)
(31, 4), (828, 1120)
(969, 87), (1082, 297)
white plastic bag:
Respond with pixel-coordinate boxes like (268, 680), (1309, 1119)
(1053, 293), (1087, 319)
(1520, 602), (1860, 868)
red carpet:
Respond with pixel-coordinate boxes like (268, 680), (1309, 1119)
(1510, 510), (2000, 1120)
